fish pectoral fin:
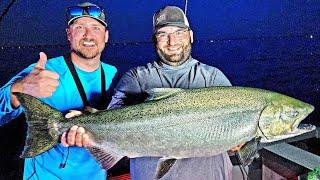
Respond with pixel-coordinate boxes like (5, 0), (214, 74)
(235, 137), (261, 167)
(145, 88), (183, 101)
(154, 157), (177, 179)
(88, 147), (124, 170)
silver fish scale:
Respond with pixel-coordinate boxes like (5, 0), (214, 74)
(62, 87), (303, 158)
(75, 106), (265, 158)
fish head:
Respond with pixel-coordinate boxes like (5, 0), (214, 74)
(257, 94), (314, 140)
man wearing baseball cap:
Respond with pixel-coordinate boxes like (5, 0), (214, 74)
(0, 2), (116, 179)
(108, 6), (233, 180)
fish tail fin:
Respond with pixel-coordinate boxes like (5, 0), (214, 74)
(14, 92), (64, 158)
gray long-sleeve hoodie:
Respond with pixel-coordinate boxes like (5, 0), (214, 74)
(108, 57), (233, 180)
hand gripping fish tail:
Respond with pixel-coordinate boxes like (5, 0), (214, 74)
(15, 92), (124, 171)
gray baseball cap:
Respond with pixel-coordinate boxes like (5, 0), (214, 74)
(153, 6), (190, 32)
(67, 2), (107, 27)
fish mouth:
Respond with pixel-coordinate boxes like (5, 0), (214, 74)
(296, 124), (316, 131)
(260, 123), (316, 143)
(291, 104), (315, 131)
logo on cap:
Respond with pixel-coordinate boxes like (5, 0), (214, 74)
(156, 14), (166, 24)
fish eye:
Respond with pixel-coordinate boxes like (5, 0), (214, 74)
(280, 110), (299, 120)
(287, 110), (299, 118)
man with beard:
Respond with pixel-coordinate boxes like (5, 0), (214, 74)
(63, 5), (238, 180)
(106, 6), (233, 180)
(0, 2), (116, 179)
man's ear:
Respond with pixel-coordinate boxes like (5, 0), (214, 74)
(66, 28), (71, 41)
(189, 30), (194, 43)
(105, 30), (109, 43)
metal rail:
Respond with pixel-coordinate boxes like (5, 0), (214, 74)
(264, 143), (320, 170)
(262, 127), (320, 170)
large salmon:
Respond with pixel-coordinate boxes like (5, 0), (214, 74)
(15, 86), (315, 178)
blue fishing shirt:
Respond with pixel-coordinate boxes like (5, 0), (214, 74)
(0, 56), (117, 179)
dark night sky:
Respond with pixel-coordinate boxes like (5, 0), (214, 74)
(0, 0), (319, 46)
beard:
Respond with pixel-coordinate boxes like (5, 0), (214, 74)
(156, 40), (192, 66)
(71, 39), (103, 59)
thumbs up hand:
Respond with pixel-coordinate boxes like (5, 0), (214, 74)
(11, 52), (60, 104)
(22, 52), (60, 97)
(35, 52), (48, 70)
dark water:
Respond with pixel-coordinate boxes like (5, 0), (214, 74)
(0, 37), (319, 178)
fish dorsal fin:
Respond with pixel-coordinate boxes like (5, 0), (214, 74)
(145, 88), (183, 101)
(154, 157), (177, 179)
(88, 146), (124, 170)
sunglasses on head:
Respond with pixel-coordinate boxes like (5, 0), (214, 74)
(67, 6), (103, 18)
